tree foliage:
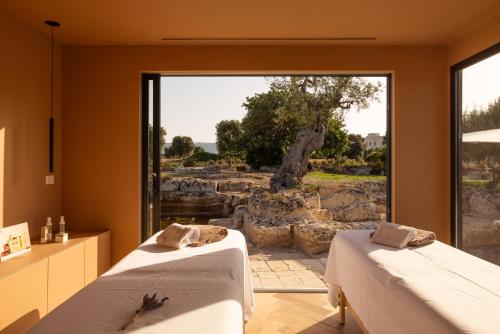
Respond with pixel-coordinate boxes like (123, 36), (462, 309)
(345, 134), (365, 160)
(365, 146), (386, 171)
(214, 76), (382, 183)
(462, 98), (500, 162)
(149, 125), (166, 158)
(269, 76), (381, 131)
(216, 120), (245, 160)
(267, 76), (381, 189)
(241, 89), (299, 168)
(167, 136), (195, 157)
(312, 119), (349, 159)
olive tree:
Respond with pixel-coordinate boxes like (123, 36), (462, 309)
(269, 76), (381, 191)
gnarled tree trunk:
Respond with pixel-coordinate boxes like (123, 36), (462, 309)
(270, 126), (326, 191)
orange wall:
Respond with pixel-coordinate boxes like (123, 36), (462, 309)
(0, 10), (62, 235)
(447, 13), (500, 66)
(62, 45), (448, 263)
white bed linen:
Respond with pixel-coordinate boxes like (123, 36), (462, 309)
(325, 230), (500, 334)
(29, 229), (254, 334)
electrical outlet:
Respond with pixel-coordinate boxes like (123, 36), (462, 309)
(46, 175), (54, 185)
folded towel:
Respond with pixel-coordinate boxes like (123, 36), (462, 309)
(369, 225), (436, 248)
(407, 229), (436, 247)
(371, 222), (416, 249)
(156, 223), (200, 249)
(190, 225), (228, 247)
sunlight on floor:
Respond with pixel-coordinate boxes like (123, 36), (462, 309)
(245, 293), (363, 334)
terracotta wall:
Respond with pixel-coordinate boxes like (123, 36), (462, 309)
(62, 45), (448, 263)
(0, 10), (62, 235)
(447, 13), (500, 66)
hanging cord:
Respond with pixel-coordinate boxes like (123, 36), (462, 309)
(50, 25), (54, 118)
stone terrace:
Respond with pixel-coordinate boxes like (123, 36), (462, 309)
(248, 245), (328, 289)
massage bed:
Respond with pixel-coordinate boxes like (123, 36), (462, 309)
(29, 229), (254, 334)
(325, 230), (500, 334)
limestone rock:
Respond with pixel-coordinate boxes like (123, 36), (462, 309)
(160, 178), (243, 216)
(208, 218), (234, 229)
(218, 180), (255, 192)
(247, 189), (313, 220)
(174, 165), (221, 175)
(310, 209), (333, 222)
(303, 191), (321, 209)
(462, 187), (500, 218)
(243, 215), (293, 248)
(463, 220), (500, 247)
(231, 205), (247, 229)
(294, 221), (379, 255)
(319, 184), (381, 221)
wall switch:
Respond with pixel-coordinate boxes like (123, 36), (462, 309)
(46, 175), (54, 185)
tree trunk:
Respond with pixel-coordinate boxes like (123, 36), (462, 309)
(270, 126), (326, 191)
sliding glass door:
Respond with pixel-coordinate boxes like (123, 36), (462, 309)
(142, 74), (392, 290)
(451, 43), (500, 264)
(141, 74), (161, 241)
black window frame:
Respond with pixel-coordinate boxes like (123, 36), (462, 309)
(141, 73), (161, 242)
(450, 42), (500, 248)
(142, 73), (393, 240)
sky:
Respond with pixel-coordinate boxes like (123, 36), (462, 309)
(462, 52), (500, 112)
(160, 54), (499, 143)
(161, 76), (387, 142)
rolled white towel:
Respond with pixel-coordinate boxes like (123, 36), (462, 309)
(371, 222), (416, 249)
(156, 223), (200, 249)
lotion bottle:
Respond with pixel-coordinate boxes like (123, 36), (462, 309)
(46, 217), (53, 241)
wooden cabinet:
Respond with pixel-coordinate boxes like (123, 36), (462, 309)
(0, 230), (110, 333)
(47, 242), (85, 312)
(0, 260), (47, 334)
(84, 231), (111, 285)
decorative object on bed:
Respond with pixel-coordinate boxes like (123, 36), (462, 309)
(0, 222), (31, 261)
(371, 222), (416, 248)
(191, 225), (228, 247)
(121, 293), (169, 331)
(156, 223), (201, 249)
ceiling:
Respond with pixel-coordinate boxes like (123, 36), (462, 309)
(1, 0), (499, 45)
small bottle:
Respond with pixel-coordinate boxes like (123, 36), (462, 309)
(55, 216), (68, 243)
(59, 216), (66, 235)
(46, 217), (53, 241)
(41, 226), (48, 244)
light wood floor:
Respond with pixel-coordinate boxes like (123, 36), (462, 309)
(245, 293), (363, 334)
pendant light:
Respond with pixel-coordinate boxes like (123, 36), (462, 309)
(44, 20), (60, 173)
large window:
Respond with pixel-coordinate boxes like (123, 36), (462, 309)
(451, 43), (500, 265)
(143, 74), (392, 290)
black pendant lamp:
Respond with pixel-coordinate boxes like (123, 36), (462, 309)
(45, 20), (60, 173)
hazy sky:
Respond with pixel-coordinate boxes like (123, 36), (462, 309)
(161, 76), (387, 142)
(462, 53), (500, 113)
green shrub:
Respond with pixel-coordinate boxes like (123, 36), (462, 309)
(183, 151), (218, 167)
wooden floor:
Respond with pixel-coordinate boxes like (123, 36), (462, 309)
(245, 293), (363, 334)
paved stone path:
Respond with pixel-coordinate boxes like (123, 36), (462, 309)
(248, 245), (328, 289)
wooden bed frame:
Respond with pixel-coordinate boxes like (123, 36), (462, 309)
(338, 289), (369, 334)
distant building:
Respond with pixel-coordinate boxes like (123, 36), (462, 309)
(364, 133), (384, 150)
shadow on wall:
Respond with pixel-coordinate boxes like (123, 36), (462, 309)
(1, 309), (40, 334)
